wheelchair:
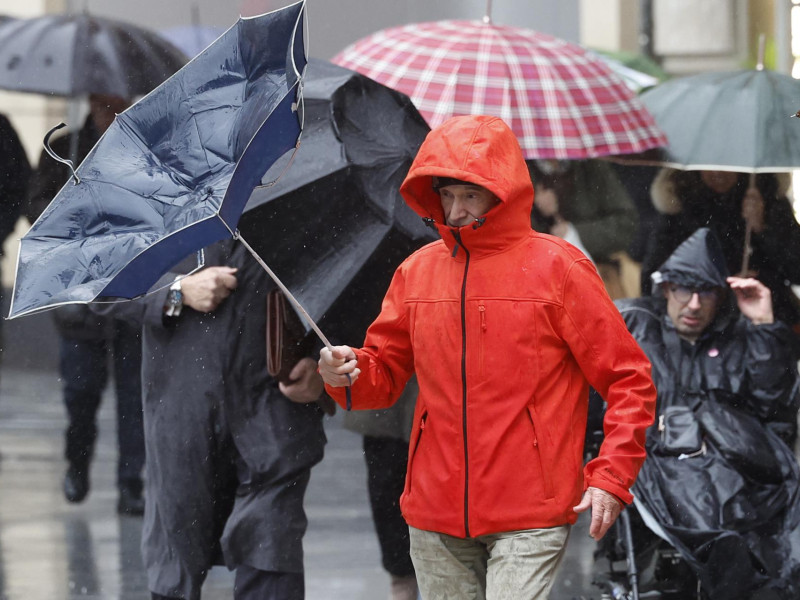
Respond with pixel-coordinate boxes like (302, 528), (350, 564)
(584, 395), (703, 600)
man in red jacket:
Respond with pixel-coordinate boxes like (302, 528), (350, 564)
(319, 115), (656, 599)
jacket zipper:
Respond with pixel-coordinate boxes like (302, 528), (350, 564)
(452, 229), (471, 538)
(478, 305), (486, 377)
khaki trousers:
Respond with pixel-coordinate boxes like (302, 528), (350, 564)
(409, 524), (570, 600)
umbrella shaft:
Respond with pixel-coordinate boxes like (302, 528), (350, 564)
(236, 233), (333, 350)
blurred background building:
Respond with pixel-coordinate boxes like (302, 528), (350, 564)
(0, 0), (793, 286)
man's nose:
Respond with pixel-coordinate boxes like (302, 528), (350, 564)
(687, 293), (702, 309)
(450, 197), (467, 216)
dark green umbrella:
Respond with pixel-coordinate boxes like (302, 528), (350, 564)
(637, 67), (800, 274)
(638, 68), (800, 173)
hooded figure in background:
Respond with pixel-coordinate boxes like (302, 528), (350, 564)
(613, 228), (800, 599)
(319, 114), (656, 600)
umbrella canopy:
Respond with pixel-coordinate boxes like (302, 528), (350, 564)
(9, 0), (307, 319)
(239, 58), (434, 329)
(332, 19), (666, 160)
(0, 13), (187, 97)
(638, 68), (800, 172)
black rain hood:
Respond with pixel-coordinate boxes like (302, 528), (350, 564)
(652, 227), (729, 291)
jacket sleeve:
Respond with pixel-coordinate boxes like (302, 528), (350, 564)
(558, 258), (657, 503)
(742, 319), (800, 430)
(324, 263), (415, 411)
(90, 271), (174, 328)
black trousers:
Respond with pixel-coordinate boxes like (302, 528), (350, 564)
(61, 319), (144, 487)
(151, 566), (304, 600)
(363, 435), (415, 578)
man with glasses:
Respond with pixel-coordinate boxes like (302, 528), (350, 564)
(606, 227), (800, 598)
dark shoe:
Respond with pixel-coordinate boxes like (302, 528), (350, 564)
(117, 483), (145, 516)
(63, 465), (89, 503)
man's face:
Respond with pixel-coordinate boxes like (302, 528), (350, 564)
(664, 283), (721, 342)
(439, 184), (499, 227)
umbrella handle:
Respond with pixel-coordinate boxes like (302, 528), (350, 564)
(43, 123), (81, 185)
(740, 173), (757, 276)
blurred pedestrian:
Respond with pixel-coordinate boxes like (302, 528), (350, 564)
(319, 115), (656, 600)
(0, 112), (31, 367)
(528, 159), (640, 298)
(25, 94), (145, 515)
(112, 239), (327, 600)
(343, 378), (419, 600)
(641, 168), (800, 349)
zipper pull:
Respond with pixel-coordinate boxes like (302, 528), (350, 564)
(479, 305), (486, 331)
(658, 414), (665, 440)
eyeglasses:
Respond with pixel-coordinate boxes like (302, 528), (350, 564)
(667, 285), (719, 304)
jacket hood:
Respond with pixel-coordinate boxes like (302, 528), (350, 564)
(400, 115), (534, 256)
(653, 227), (729, 290)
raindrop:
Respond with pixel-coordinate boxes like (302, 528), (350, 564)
(43, 56), (53, 66)
(7, 55), (20, 69)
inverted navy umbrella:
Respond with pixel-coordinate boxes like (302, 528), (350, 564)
(9, 1), (308, 324)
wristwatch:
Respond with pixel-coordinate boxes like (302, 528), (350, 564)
(164, 278), (184, 317)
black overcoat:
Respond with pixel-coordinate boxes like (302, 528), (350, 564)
(128, 239), (326, 599)
(617, 294), (800, 599)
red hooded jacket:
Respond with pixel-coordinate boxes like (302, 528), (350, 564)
(326, 115), (656, 538)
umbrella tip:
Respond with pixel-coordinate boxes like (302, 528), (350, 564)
(483, 0), (492, 24)
(792, 111), (800, 118)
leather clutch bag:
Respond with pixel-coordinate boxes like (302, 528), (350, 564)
(266, 289), (336, 415)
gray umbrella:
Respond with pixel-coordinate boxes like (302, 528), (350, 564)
(0, 13), (187, 98)
(638, 68), (800, 173)
(636, 68), (800, 274)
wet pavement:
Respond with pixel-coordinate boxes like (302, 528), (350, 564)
(0, 308), (599, 600)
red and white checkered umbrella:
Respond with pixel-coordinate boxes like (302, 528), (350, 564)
(333, 20), (667, 160)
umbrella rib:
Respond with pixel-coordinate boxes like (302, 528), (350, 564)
(235, 232), (332, 349)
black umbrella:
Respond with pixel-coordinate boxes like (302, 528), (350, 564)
(0, 13), (187, 97)
(239, 59), (435, 336)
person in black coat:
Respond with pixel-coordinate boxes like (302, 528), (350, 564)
(612, 228), (800, 599)
(112, 239), (327, 600)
